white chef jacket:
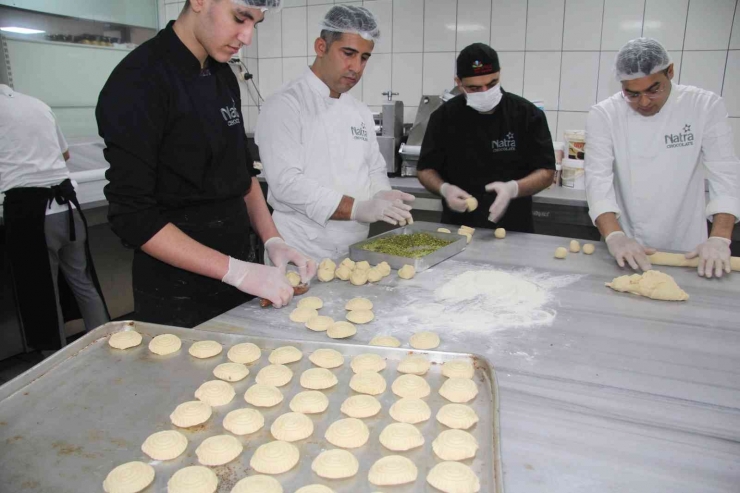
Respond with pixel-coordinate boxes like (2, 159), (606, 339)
(255, 68), (391, 261)
(585, 83), (740, 252)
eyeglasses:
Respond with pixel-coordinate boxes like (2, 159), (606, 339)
(621, 84), (668, 103)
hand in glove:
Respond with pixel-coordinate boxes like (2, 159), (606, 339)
(605, 231), (656, 271)
(351, 196), (412, 225)
(685, 237), (732, 278)
(264, 237), (317, 283)
(373, 190), (415, 226)
(222, 256), (294, 308)
(439, 183), (471, 213)
(484, 180), (518, 223)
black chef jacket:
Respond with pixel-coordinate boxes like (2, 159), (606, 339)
(418, 90), (555, 232)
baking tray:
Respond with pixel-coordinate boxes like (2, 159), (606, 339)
(0, 321), (503, 493)
(349, 221), (467, 272)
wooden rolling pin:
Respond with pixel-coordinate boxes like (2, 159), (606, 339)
(648, 252), (740, 271)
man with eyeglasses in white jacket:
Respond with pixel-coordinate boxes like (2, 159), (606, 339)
(585, 38), (740, 278)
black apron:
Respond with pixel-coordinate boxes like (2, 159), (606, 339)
(440, 196), (534, 233)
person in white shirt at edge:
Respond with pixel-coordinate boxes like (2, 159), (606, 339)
(585, 37), (740, 278)
(255, 5), (414, 262)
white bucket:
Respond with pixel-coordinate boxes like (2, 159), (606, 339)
(561, 157), (585, 189)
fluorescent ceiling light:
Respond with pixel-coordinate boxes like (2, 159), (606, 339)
(1, 27), (46, 34)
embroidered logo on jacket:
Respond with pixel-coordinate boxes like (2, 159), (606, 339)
(492, 132), (516, 152)
(220, 103), (241, 127)
(665, 124), (693, 149)
(351, 122), (368, 141)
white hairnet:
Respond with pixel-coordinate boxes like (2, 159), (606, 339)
(231, 0), (281, 12)
(615, 37), (672, 81)
(318, 5), (380, 42)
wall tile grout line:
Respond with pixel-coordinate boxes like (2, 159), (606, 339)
(678, 0), (691, 84)
(720, 0), (739, 96)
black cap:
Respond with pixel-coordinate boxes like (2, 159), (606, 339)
(456, 43), (500, 79)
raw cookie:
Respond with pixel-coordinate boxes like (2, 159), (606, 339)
(317, 268), (335, 282)
(606, 270), (689, 301)
(231, 475), (283, 493)
(458, 230), (473, 244)
(223, 408), (264, 435)
(340, 394), (382, 418)
(300, 368), (338, 390)
(554, 247), (568, 259)
(189, 340), (223, 359)
(305, 315), (334, 332)
(285, 271), (301, 287)
(389, 398), (431, 424)
(255, 364), (293, 387)
(212, 362), (249, 382)
(228, 342), (261, 364)
(397, 354), (431, 375)
(346, 309), (374, 324)
(269, 345), (303, 364)
(355, 260), (371, 271)
(295, 486), (335, 493)
(409, 331), (440, 349)
(442, 359), (475, 379)
(170, 401), (212, 428)
(327, 321), (357, 339)
(350, 371), (387, 395)
(569, 239), (581, 253)
(379, 423), (425, 451)
(250, 441), (300, 475)
(168, 466), (218, 493)
(271, 412), (314, 442)
(369, 335), (401, 348)
(465, 197), (478, 212)
(427, 461), (481, 493)
(109, 331), (142, 350)
(494, 228), (506, 239)
(298, 296), (323, 310)
(345, 297), (373, 310)
(148, 333), (181, 355)
(290, 307), (319, 323)
(368, 455), (418, 486)
(335, 265), (352, 281)
(377, 261), (391, 277)
(351, 353), (387, 373)
(350, 269), (368, 286)
(583, 243), (595, 255)
(436, 404), (479, 430)
(439, 378), (479, 403)
(289, 391), (330, 414)
(103, 461), (155, 493)
(141, 430), (188, 461)
(398, 265), (416, 279)
(432, 429), (479, 461)
(367, 267), (383, 283)
(437, 228), (452, 233)
(340, 258), (356, 270)
(319, 258), (337, 271)
(324, 418), (370, 448)
(309, 348), (344, 369)
(459, 225), (475, 234)
(244, 384), (284, 407)
(311, 449), (359, 479)
(392, 374), (431, 398)
(196, 434), (243, 466)
(194, 380), (236, 406)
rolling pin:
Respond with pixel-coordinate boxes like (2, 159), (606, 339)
(648, 252), (740, 271)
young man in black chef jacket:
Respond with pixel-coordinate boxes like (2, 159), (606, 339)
(417, 43), (555, 233)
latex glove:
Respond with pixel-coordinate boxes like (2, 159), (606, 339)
(351, 197), (412, 225)
(485, 180), (518, 223)
(439, 183), (471, 213)
(605, 231), (656, 271)
(222, 256), (293, 308)
(373, 190), (415, 225)
(685, 237), (732, 278)
(264, 237), (317, 283)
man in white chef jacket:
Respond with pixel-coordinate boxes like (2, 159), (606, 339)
(255, 5), (414, 261)
(585, 38), (740, 278)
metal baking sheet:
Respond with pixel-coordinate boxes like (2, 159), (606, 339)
(349, 221), (467, 272)
(0, 321), (503, 493)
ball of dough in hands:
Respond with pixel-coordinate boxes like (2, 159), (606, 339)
(554, 247), (568, 259)
(285, 271), (301, 287)
(465, 197), (478, 212)
(398, 265), (416, 279)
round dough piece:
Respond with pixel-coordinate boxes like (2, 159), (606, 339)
(189, 340), (223, 359)
(305, 315), (334, 332)
(426, 461), (481, 493)
(346, 309), (374, 324)
(312, 449), (359, 479)
(355, 260), (371, 271)
(340, 258), (355, 270)
(392, 374), (431, 398)
(300, 368), (338, 390)
(170, 401), (212, 428)
(327, 321), (356, 339)
(213, 362), (249, 382)
(368, 455), (418, 486)
(223, 408), (264, 435)
(397, 354), (431, 375)
(369, 335), (401, 348)
(345, 297), (373, 310)
(196, 434), (243, 466)
(437, 227), (452, 233)
(324, 418), (370, 449)
(141, 430), (188, 461)
(439, 378), (479, 403)
(494, 228), (506, 239)
(569, 239), (581, 253)
(228, 342), (261, 364)
(351, 353), (386, 373)
(398, 265), (416, 279)
(194, 380), (235, 406)
(319, 258), (336, 271)
(295, 486), (334, 493)
(286, 271), (301, 287)
(409, 331), (440, 349)
(335, 265), (352, 281)
(309, 348), (344, 369)
(366, 267), (383, 283)
(250, 441), (300, 475)
(255, 364), (293, 387)
(269, 346), (303, 364)
(389, 398), (431, 424)
(442, 359), (475, 379)
(554, 247), (568, 259)
(271, 412), (314, 442)
(349, 269), (368, 286)
(317, 268), (335, 282)
(290, 307), (319, 323)
(244, 384), (284, 407)
(289, 390), (329, 414)
(298, 296), (323, 310)
(340, 394), (382, 418)
(465, 197), (478, 212)
(108, 331), (142, 350)
(379, 422), (425, 451)
(583, 243), (595, 255)
(432, 429), (479, 461)
(231, 475), (283, 493)
(436, 404), (479, 430)
(148, 334), (182, 355)
(103, 461), (154, 493)
(168, 466), (218, 493)
(377, 261), (391, 277)
(349, 371), (387, 395)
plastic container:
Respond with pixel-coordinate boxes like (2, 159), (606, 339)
(561, 157), (585, 189)
(564, 130), (585, 160)
(552, 142), (565, 187)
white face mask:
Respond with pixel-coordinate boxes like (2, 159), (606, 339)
(465, 83), (502, 113)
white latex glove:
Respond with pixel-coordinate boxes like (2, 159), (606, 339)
(484, 180), (518, 223)
(264, 237), (317, 283)
(605, 231), (656, 271)
(373, 190), (415, 225)
(685, 237), (732, 278)
(222, 256), (294, 308)
(351, 197), (412, 225)
(439, 183), (471, 213)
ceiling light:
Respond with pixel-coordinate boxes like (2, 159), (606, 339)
(1, 27), (46, 34)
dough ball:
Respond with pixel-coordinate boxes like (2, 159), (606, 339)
(250, 441), (300, 475)
(340, 394), (382, 418)
(339, 258), (356, 270)
(427, 461), (481, 493)
(305, 315), (334, 332)
(583, 243), (595, 255)
(194, 380), (236, 407)
(298, 296), (323, 310)
(392, 374), (431, 398)
(355, 260), (371, 271)
(327, 321), (357, 339)
(379, 422), (425, 451)
(213, 362), (249, 382)
(103, 461), (155, 493)
(270, 412), (314, 442)
(458, 230), (473, 244)
(170, 401), (212, 428)
(351, 353), (387, 373)
(436, 403), (479, 430)
(345, 297), (373, 310)
(244, 384), (284, 407)
(228, 342), (261, 364)
(324, 418), (370, 448)
(367, 267), (383, 283)
(368, 455), (418, 486)
(167, 466), (218, 493)
(141, 430), (188, 461)
(223, 408), (264, 435)
(442, 359), (475, 379)
(398, 264), (416, 279)
(368, 335), (401, 348)
(432, 429), (479, 461)
(300, 368), (338, 390)
(409, 330), (440, 349)
(290, 307), (319, 323)
(346, 309), (374, 324)
(439, 378), (479, 403)
(289, 390), (329, 414)
(196, 434), (243, 466)
(569, 239), (581, 253)
(148, 333), (181, 355)
(255, 364), (293, 387)
(231, 475), (283, 493)
(349, 371), (387, 395)
(437, 227), (452, 233)
(311, 449), (359, 479)
(335, 265), (352, 281)
(317, 267), (335, 282)
(295, 485), (335, 493)
(554, 247), (568, 259)
(465, 197), (478, 212)
(108, 331), (142, 350)
(189, 340), (223, 359)
(377, 261), (391, 277)
(308, 348), (344, 369)
(285, 271), (301, 287)
(389, 398), (431, 424)
(397, 354), (431, 375)
(269, 345), (303, 364)
(494, 228), (506, 239)
(350, 269), (368, 286)
(319, 258), (337, 271)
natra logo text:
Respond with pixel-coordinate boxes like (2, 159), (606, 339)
(665, 124), (693, 149)
(351, 122), (368, 141)
(220, 102), (241, 127)
(492, 132), (516, 152)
